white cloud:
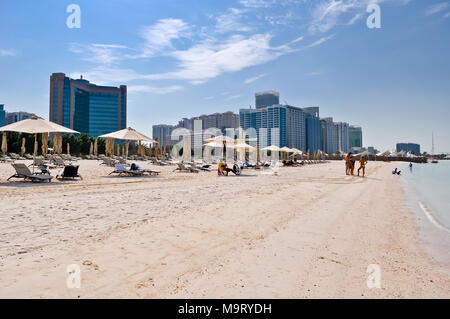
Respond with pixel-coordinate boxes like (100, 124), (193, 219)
(304, 34), (335, 48)
(239, 0), (274, 8)
(244, 73), (266, 84)
(347, 13), (363, 25)
(226, 94), (241, 100)
(215, 8), (252, 33)
(141, 33), (293, 82)
(69, 43), (128, 64)
(291, 36), (304, 44)
(0, 49), (17, 57)
(136, 18), (190, 58)
(128, 85), (183, 94)
(309, 0), (411, 33)
(425, 2), (450, 16)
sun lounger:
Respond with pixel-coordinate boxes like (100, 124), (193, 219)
(109, 163), (160, 176)
(173, 163), (199, 173)
(101, 158), (117, 167)
(56, 164), (83, 180)
(7, 163), (52, 182)
(9, 153), (25, 160)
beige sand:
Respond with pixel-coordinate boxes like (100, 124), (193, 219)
(0, 159), (448, 298)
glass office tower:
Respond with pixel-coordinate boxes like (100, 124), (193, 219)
(50, 73), (126, 137)
(0, 105), (5, 127)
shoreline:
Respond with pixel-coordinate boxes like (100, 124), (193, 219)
(399, 163), (450, 271)
(0, 160), (449, 298)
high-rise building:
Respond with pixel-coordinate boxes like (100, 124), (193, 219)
(334, 122), (350, 153)
(255, 91), (280, 109)
(396, 143), (420, 154)
(349, 125), (363, 148)
(152, 124), (175, 146)
(49, 73), (127, 137)
(321, 118), (336, 154)
(192, 111), (239, 133)
(6, 111), (37, 124)
(240, 104), (306, 149)
(304, 107), (321, 153)
(0, 105), (5, 127)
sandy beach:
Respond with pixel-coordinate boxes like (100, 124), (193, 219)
(0, 159), (449, 298)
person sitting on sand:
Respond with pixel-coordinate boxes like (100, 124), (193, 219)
(218, 162), (232, 176)
(358, 156), (368, 177)
(392, 168), (401, 175)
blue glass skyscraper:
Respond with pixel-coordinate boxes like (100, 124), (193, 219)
(0, 104), (5, 127)
(49, 73), (127, 137)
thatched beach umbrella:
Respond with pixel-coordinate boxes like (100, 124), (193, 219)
(94, 138), (98, 156)
(182, 135), (191, 162)
(1, 133), (7, 153)
(89, 142), (93, 156)
(41, 132), (49, 155)
(21, 137), (26, 155)
(99, 127), (154, 162)
(163, 140), (167, 156)
(0, 117), (78, 171)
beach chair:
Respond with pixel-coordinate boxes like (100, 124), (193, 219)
(50, 156), (67, 167)
(9, 153), (25, 160)
(173, 163), (199, 173)
(56, 165), (83, 180)
(7, 163), (52, 182)
(109, 163), (160, 176)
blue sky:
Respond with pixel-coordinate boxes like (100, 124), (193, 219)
(1, 0), (449, 153)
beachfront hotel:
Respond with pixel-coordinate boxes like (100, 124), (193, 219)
(49, 73), (127, 137)
(396, 143), (421, 154)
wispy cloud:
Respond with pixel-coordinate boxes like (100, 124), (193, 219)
(226, 94), (241, 100)
(142, 33), (293, 83)
(215, 8), (252, 33)
(0, 49), (17, 57)
(135, 18), (190, 58)
(244, 73), (266, 84)
(128, 85), (183, 94)
(239, 0), (274, 8)
(305, 34), (335, 48)
(425, 2), (450, 16)
(69, 43), (128, 64)
(309, 0), (412, 33)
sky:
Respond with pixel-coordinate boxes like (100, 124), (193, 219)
(0, 0), (449, 153)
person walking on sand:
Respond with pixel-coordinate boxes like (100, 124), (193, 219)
(345, 153), (351, 175)
(358, 155), (368, 177)
(349, 153), (356, 175)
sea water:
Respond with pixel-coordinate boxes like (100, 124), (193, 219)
(400, 161), (450, 267)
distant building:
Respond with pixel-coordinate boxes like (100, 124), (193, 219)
(6, 111), (37, 124)
(321, 118), (336, 154)
(49, 73), (127, 137)
(255, 91), (280, 109)
(193, 111), (239, 133)
(367, 146), (379, 154)
(396, 143), (420, 154)
(334, 122), (350, 153)
(240, 104), (306, 150)
(0, 105), (5, 127)
(349, 125), (363, 148)
(304, 107), (321, 153)
(152, 124), (175, 146)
